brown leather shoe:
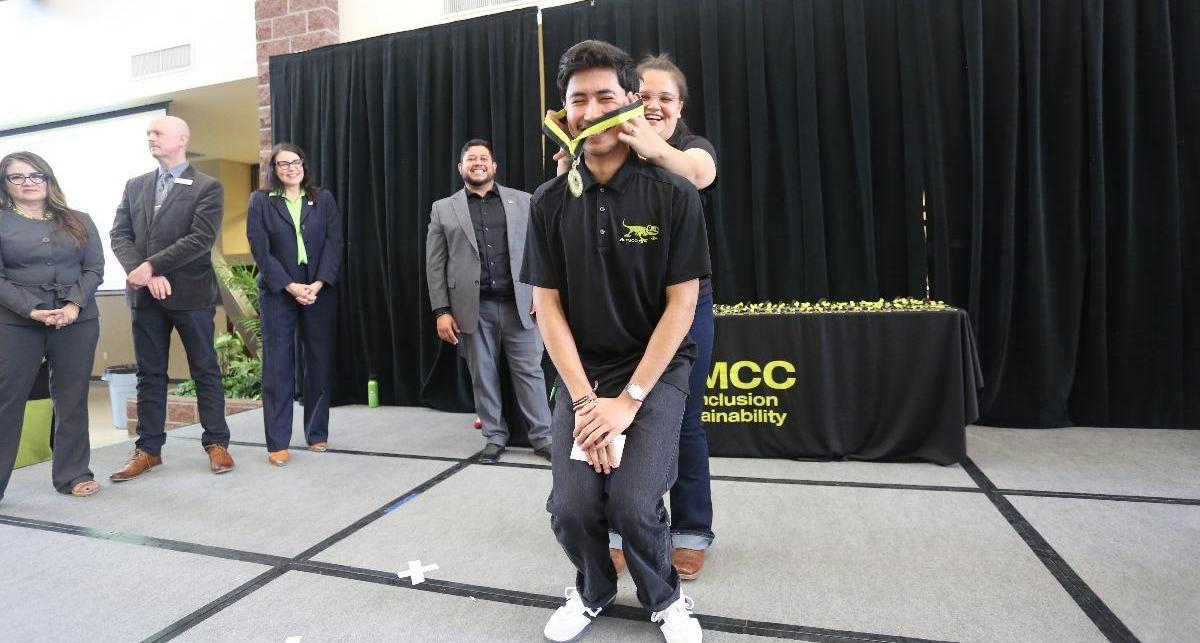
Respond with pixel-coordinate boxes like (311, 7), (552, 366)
(673, 548), (706, 580)
(268, 449), (290, 467)
(110, 449), (162, 482)
(609, 548), (627, 576)
(308, 442), (328, 452)
(205, 444), (235, 474)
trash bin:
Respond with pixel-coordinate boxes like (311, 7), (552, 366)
(102, 364), (138, 429)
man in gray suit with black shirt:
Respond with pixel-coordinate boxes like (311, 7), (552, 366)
(426, 139), (552, 463)
(108, 115), (235, 480)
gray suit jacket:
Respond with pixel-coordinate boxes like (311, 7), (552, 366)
(0, 209), (104, 326)
(425, 185), (534, 333)
(110, 165), (224, 310)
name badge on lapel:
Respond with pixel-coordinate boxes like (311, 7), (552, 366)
(174, 177), (193, 185)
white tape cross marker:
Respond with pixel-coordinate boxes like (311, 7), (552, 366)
(396, 560), (439, 585)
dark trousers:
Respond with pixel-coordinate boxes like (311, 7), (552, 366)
(131, 302), (229, 455)
(0, 319), (98, 502)
(611, 292), (716, 550)
(548, 381), (686, 613)
(259, 287), (336, 451)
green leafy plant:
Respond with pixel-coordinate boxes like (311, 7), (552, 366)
(171, 262), (263, 400)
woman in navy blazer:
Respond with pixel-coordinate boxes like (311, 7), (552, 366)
(246, 143), (342, 467)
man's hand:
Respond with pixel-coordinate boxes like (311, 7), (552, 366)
(617, 115), (669, 161)
(286, 283), (315, 305)
(583, 442), (622, 474)
(574, 396), (639, 451)
(127, 261), (154, 288)
(436, 312), (460, 345)
(147, 276), (172, 300)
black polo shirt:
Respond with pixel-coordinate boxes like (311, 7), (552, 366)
(666, 125), (718, 299)
(520, 154), (711, 397)
(466, 186), (514, 299)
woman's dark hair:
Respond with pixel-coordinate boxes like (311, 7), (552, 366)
(0, 151), (88, 248)
(263, 142), (319, 196)
(636, 53), (690, 105)
(556, 40), (637, 101)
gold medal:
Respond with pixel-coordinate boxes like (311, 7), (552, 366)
(542, 101), (645, 198)
(567, 158), (583, 197)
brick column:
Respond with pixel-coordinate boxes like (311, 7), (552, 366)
(255, 0), (339, 169)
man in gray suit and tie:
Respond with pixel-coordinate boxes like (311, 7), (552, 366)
(108, 115), (235, 480)
(426, 139), (552, 463)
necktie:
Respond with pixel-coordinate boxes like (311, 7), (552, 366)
(155, 172), (173, 210)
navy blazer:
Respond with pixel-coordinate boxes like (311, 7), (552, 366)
(246, 189), (342, 293)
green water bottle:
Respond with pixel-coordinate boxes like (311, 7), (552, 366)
(367, 379), (379, 408)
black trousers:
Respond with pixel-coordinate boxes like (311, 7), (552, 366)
(131, 301), (229, 455)
(259, 287), (336, 451)
(0, 319), (98, 502)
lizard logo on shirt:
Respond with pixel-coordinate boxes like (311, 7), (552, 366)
(620, 219), (659, 243)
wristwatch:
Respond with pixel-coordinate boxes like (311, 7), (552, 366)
(624, 382), (647, 403)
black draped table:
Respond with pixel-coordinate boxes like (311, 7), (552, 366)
(703, 308), (982, 465)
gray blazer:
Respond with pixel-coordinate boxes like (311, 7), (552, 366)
(0, 209), (104, 326)
(425, 185), (534, 333)
(110, 165), (224, 310)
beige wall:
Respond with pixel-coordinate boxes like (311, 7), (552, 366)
(192, 158), (254, 259)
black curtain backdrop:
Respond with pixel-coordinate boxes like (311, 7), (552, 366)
(272, 0), (1198, 429)
(543, 0), (931, 304)
(270, 8), (542, 409)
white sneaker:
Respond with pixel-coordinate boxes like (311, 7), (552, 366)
(544, 587), (607, 642)
(651, 595), (702, 643)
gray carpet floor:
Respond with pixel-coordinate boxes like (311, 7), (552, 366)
(1, 404), (1196, 643)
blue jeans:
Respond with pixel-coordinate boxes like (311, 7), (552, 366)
(611, 292), (715, 551)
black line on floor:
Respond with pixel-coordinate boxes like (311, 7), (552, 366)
(710, 474), (983, 494)
(4, 506), (951, 642)
(140, 567), (289, 643)
(139, 456), (475, 641)
(998, 488), (1200, 507)
(295, 560), (954, 643)
(291, 459), (471, 561)
(0, 514), (288, 566)
(961, 458), (1140, 643)
(166, 434), (1200, 507)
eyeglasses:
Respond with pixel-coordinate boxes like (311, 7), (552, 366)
(5, 173), (49, 186)
(637, 92), (678, 105)
(274, 159), (305, 170)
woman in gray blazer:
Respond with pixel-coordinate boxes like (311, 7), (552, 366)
(0, 152), (104, 503)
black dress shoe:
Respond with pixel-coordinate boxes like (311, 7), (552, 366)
(478, 443), (505, 464)
(534, 447), (552, 463)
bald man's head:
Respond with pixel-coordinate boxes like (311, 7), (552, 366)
(147, 115), (190, 166)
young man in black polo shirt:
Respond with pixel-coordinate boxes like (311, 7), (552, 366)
(521, 40), (709, 643)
